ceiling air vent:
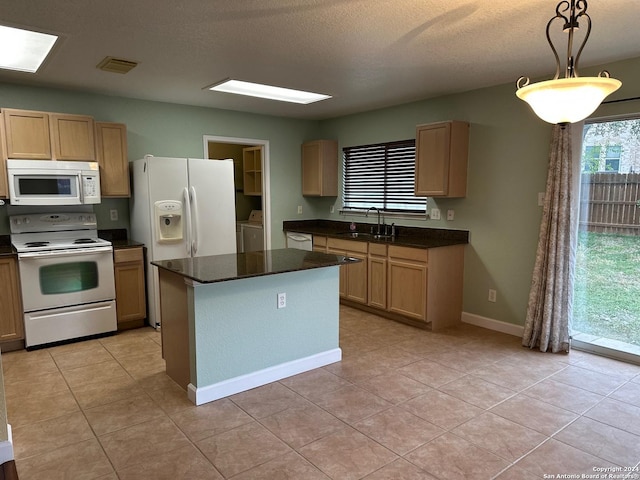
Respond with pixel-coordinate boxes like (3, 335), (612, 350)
(96, 56), (138, 74)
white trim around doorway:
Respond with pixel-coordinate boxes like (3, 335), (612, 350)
(203, 135), (271, 251)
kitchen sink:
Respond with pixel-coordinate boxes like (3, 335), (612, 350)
(335, 232), (371, 238)
(335, 232), (393, 240)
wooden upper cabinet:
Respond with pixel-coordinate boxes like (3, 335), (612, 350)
(1, 108), (97, 161)
(95, 122), (130, 197)
(302, 139), (338, 196)
(2, 108), (52, 159)
(242, 146), (263, 196)
(0, 112), (8, 198)
(415, 121), (469, 198)
(50, 113), (96, 161)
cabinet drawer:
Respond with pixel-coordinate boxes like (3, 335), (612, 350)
(313, 235), (327, 247)
(114, 247), (143, 264)
(388, 245), (428, 263)
(327, 238), (368, 254)
(369, 243), (387, 256)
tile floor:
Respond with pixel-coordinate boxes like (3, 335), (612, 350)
(2, 305), (640, 479)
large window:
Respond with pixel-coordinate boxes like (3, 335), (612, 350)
(342, 139), (425, 214)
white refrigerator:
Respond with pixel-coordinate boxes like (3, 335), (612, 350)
(130, 155), (237, 328)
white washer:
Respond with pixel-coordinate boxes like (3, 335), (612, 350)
(241, 210), (264, 252)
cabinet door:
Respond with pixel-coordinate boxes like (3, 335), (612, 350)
(312, 235), (327, 253)
(114, 248), (147, 327)
(415, 122), (450, 196)
(0, 113), (8, 198)
(387, 259), (428, 321)
(368, 255), (387, 309)
(415, 121), (469, 198)
(301, 140), (338, 197)
(95, 122), (130, 197)
(2, 108), (52, 159)
(50, 113), (96, 161)
(0, 257), (25, 342)
(302, 141), (322, 195)
(346, 252), (367, 304)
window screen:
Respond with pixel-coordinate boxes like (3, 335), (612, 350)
(342, 140), (425, 213)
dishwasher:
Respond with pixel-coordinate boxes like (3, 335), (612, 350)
(285, 232), (313, 251)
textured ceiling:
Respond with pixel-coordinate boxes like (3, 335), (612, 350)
(0, 0), (639, 119)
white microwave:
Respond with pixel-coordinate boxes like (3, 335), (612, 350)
(7, 159), (101, 206)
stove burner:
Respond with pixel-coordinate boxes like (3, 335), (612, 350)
(25, 241), (50, 248)
(73, 238), (97, 244)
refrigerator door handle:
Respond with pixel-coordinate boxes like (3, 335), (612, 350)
(183, 187), (192, 256)
(190, 185), (199, 255)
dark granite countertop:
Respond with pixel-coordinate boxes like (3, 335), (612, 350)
(0, 235), (15, 258)
(152, 248), (357, 284)
(283, 219), (469, 249)
(98, 229), (144, 249)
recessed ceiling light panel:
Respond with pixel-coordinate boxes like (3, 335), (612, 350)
(208, 79), (331, 104)
(0, 25), (58, 73)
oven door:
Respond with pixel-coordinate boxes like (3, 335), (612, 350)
(18, 246), (115, 312)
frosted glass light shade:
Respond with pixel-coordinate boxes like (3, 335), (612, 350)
(209, 79), (331, 104)
(0, 25), (57, 73)
(516, 77), (622, 124)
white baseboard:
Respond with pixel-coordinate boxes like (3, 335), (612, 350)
(461, 312), (524, 337)
(0, 425), (14, 464)
(188, 348), (342, 406)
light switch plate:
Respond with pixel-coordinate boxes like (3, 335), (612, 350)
(430, 208), (441, 220)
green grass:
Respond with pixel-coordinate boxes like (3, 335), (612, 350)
(573, 231), (640, 347)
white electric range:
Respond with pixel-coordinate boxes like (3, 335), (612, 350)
(10, 212), (117, 348)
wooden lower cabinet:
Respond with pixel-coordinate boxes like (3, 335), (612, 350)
(312, 235), (327, 252)
(113, 247), (147, 329)
(387, 246), (428, 321)
(311, 234), (464, 330)
(326, 238), (368, 304)
(0, 257), (25, 346)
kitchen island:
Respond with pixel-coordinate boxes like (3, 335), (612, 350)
(152, 248), (353, 406)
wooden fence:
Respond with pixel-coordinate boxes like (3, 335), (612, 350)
(579, 173), (640, 235)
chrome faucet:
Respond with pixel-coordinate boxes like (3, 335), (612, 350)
(365, 206), (381, 235)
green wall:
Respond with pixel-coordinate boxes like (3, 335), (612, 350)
(0, 84), (320, 238)
(2, 55), (640, 329)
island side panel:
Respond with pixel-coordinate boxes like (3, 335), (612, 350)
(158, 269), (191, 390)
(191, 266), (340, 398)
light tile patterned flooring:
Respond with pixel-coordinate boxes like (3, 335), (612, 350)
(2, 305), (640, 479)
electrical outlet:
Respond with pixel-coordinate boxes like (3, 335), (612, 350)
(430, 208), (441, 220)
(297, 205), (303, 214)
(447, 209), (455, 221)
(488, 289), (497, 303)
(110, 209), (118, 221)
(330, 205), (335, 214)
(538, 192), (545, 206)
(277, 292), (286, 309)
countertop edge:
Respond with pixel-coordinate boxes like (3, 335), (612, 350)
(283, 220), (469, 249)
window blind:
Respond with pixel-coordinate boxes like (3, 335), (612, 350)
(343, 139), (425, 213)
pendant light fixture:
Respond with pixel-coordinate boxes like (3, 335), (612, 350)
(516, 0), (621, 125)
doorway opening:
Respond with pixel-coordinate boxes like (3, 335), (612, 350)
(572, 117), (640, 363)
(203, 135), (271, 252)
